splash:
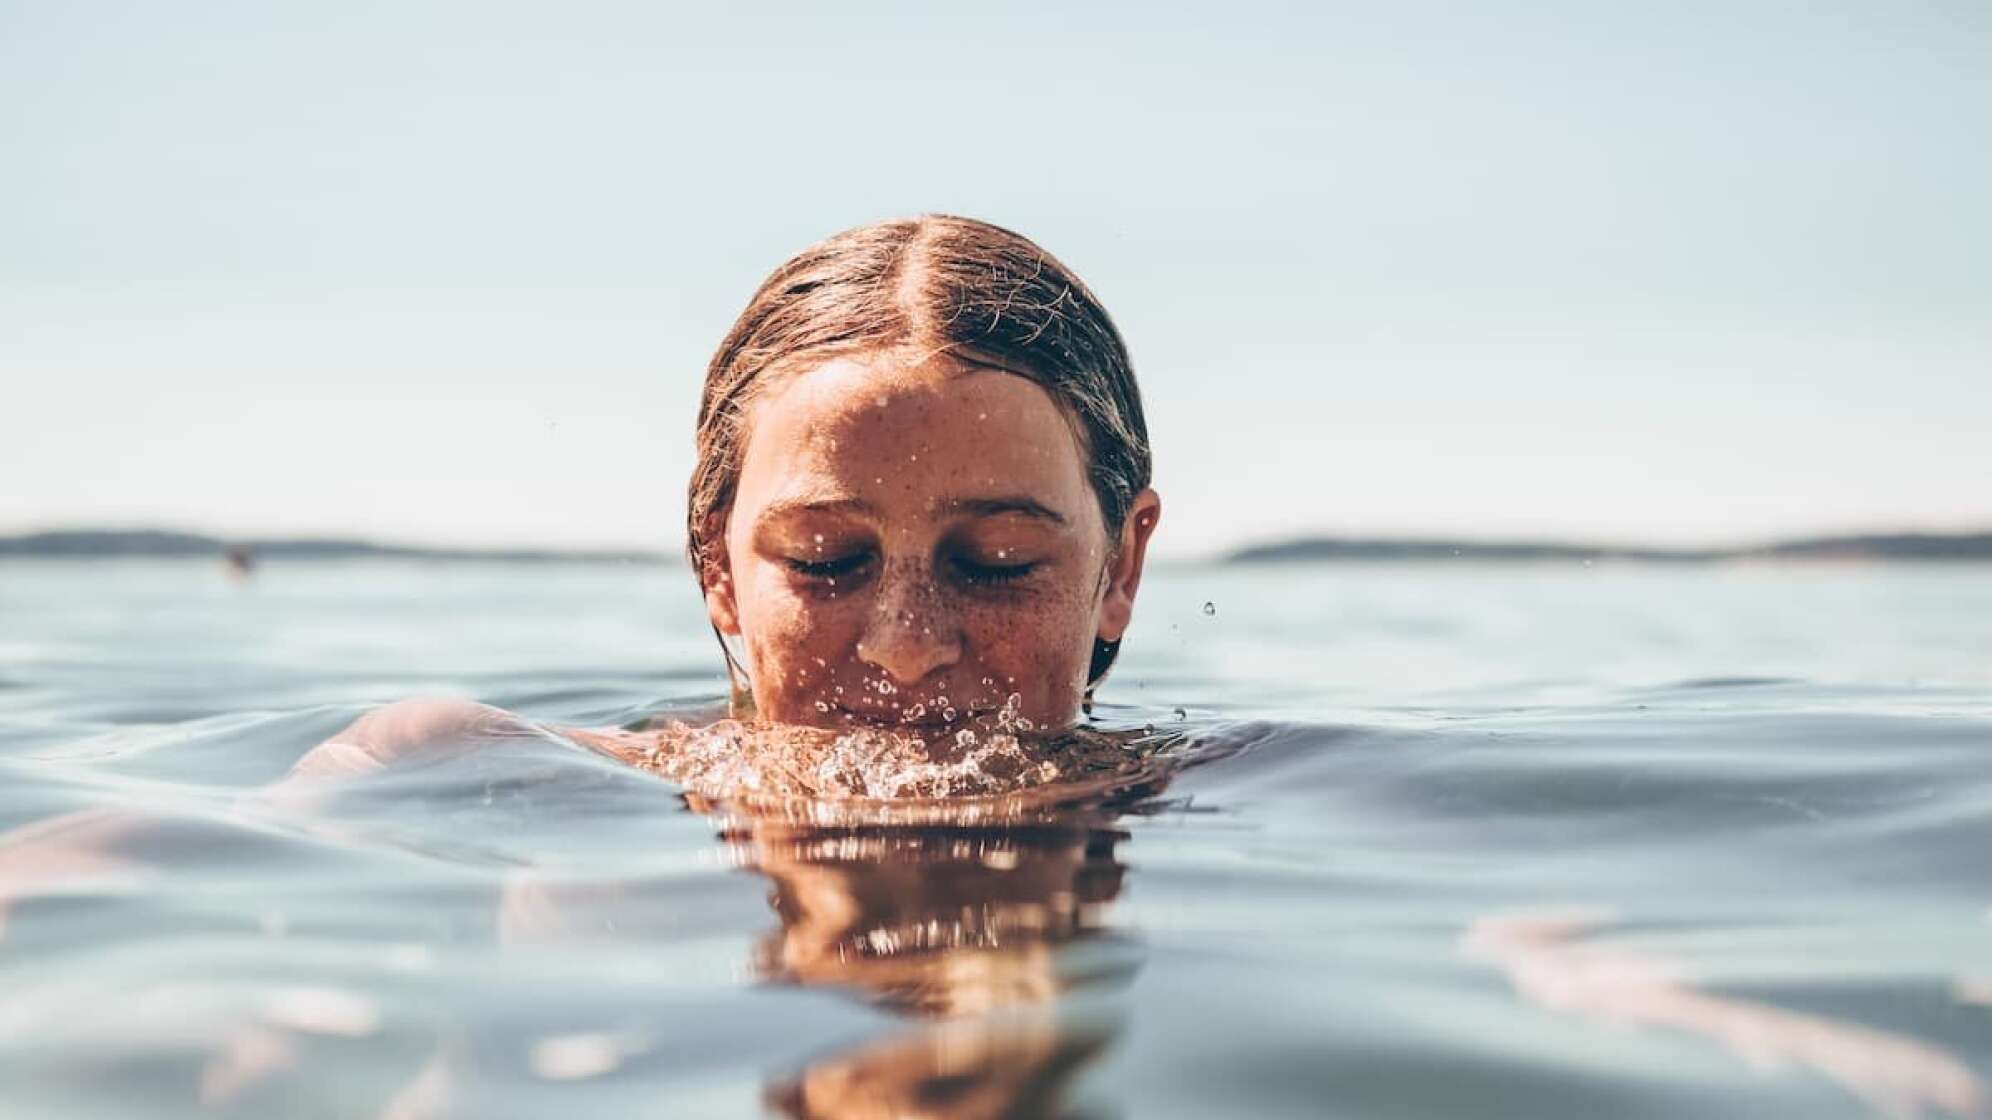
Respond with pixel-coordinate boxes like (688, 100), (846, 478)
(629, 695), (1176, 817)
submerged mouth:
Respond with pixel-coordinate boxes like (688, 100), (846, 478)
(832, 704), (992, 731)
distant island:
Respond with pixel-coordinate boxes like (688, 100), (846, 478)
(2, 528), (1989, 565)
(1226, 531), (1992, 564)
(0, 530), (666, 565)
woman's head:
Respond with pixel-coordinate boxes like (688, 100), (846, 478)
(690, 215), (1160, 731)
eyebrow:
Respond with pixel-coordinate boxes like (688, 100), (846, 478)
(756, 496), (878, 523)
(939, 496), (1069, 525)
(755, 494), (1068, 526)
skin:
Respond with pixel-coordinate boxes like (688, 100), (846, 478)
(703, 351), (1162, 734)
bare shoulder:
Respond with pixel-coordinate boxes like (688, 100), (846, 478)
(288, 698), (692, 781)
(288, 698), (530, 781)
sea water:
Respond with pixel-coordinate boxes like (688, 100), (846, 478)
(0, 559), (1987, 1118)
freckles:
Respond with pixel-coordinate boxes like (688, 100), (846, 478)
(962, 587), (1093, 703)
(745, 597), (847, 704)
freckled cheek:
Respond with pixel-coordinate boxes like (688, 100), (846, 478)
(959, 595), (1096, 717)
(740, 580), (865, 707)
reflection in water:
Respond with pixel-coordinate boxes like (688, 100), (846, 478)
(703, 737), (1168, 1120)
(0, 712), (1188, 1118)
(1462, 907), (1987, 1120)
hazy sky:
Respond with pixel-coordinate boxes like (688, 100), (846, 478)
(4, 1), (1987, 557)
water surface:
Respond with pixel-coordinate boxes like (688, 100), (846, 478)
(1, 559), (1987, 1118)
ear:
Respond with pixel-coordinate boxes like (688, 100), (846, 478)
(699, 527), (742, 637)
(1097, 488), (1161, 643)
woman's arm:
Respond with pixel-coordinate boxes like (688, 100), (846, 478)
(1, 698), (627, 935)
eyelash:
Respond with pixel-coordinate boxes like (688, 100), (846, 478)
(952, 558), (1038, 586)
(784, 554), (871, 580)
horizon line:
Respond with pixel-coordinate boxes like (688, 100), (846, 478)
(4, 524), (1990, 565)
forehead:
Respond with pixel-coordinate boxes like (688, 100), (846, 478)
(735, 354), (1096, 521)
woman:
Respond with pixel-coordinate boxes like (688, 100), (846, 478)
(305, 215), (1163, 789)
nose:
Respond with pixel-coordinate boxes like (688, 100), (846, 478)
(855, 564), (963, 686)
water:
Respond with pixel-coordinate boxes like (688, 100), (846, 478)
(2, 559), (1988, 1118)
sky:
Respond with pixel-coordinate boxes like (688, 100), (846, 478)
(3, 0), (1987, 558)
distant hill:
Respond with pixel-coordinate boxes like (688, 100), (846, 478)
(1747, 533), (1992, 561)
(0, 530), (666, 564)
(4, 528), (1988, 565)
(1226, 531), (1992, 564)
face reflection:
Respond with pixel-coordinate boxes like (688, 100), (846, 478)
(706, 353), (1157, 732)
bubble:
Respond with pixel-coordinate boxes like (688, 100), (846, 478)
(814, 701), (830, 713)
(1202, 601), (1216, 616)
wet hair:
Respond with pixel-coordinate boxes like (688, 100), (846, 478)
(688, 215), (1152, 687)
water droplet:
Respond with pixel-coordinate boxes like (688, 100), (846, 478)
(1202, 601), (1216, 616)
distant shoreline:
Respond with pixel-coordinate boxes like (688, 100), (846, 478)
(1226, 531), (1992, 564)
(0, 530), (665, 565)
(4, 527), (1990, 565)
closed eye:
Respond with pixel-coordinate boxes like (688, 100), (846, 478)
(952, 558), (1038, 585)
(785, 553), (871, 579)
